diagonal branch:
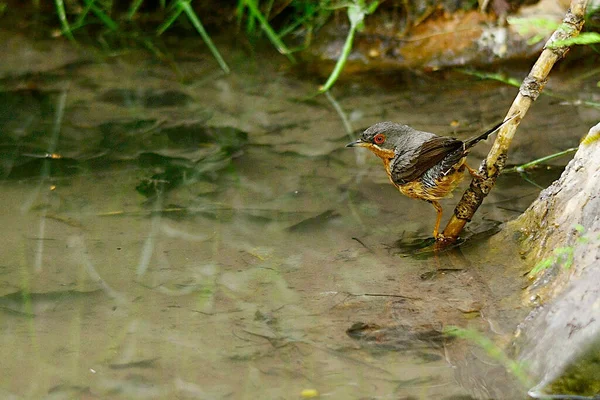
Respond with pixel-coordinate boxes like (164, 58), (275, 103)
(440, 0), (589, 242)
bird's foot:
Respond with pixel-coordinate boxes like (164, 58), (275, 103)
(434, 232), (455, 244)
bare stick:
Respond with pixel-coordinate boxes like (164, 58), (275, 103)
(441, 0), (589, 242)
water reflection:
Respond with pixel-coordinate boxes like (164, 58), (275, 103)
(0, 46), (589, 399)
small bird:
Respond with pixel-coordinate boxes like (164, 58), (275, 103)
(346, 119), (510, 238)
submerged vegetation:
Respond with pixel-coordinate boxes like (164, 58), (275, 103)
(445, 326), (533, 388)
(447, 326), (600, 399)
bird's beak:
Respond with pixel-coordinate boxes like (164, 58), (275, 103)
(346, 139), (367, 148)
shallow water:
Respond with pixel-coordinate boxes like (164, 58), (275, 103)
(0, 38), (597, 399)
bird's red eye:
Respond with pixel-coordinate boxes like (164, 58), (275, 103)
(373, 133), (386, 145)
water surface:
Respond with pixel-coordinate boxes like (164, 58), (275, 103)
(1, 41), (595, 399)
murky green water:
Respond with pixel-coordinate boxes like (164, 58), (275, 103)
(0, 36), (596, 399)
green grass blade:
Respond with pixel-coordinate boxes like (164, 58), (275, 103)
(245, 9), (257, 35)
(318, 22), (356, 93)
(54, 0), (75, 41)
(156, 4), (184, 35)
(277, 9), (320, 39)
(518, 171), (545, 189)
(72, 0), (94, 30)
(318, 1), (378, 93)
(236, 0), (246, 27)
(457, 69), (600, 109)
(264, 0), (274, 19)
(549, 31), (600, 47)
(244, 0), (296, 63)
(83, 0), (118, 31)
(456, 69), (521, 87)
(127, 0), (145, 20)
(503, 147), (578, 173)
(177, 0), (231, 74)
(445, 326), (534, 388)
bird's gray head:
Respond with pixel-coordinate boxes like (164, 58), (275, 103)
(346, 121), (435, 152)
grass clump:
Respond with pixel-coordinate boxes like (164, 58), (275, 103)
(8, 1), (380, 92)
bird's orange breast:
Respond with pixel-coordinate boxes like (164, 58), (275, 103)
(364, 144), (395, 162)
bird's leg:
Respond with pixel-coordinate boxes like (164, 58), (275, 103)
(465, 163), (485, 180)
(429, 200), (443, 239)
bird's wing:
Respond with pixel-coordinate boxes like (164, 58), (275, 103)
(391, 137), (463, 184)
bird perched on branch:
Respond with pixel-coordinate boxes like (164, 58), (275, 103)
(346, 118), (512, 239)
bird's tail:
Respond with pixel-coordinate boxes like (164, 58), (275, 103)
(463, 113), (520, 149)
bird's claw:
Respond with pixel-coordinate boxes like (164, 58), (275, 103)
(434, 232), (453, 243)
